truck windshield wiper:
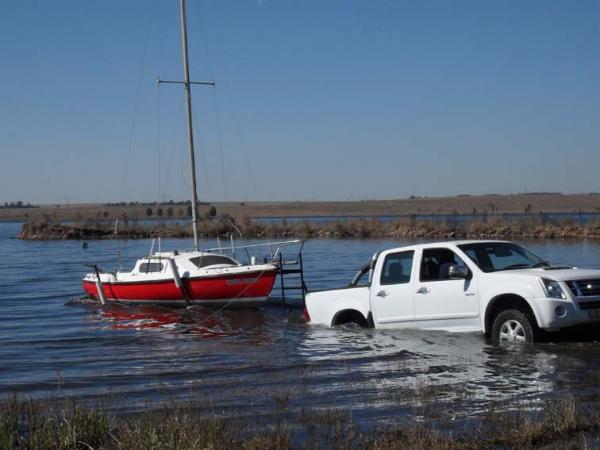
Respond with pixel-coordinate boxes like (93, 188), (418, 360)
(499, 263), (531, 271)
(532, 262), (552, 268)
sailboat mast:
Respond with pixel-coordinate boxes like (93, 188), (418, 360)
(179, 0), (200, 251)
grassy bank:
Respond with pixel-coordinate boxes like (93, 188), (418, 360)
(1, 395), (598, 449)
(3, 193), (600, 223)
(18, 215), (600, 240)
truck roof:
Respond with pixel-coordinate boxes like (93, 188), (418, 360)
(382, 239), (510, 254)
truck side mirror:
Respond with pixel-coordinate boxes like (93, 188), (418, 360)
(448, 264), (470, 279)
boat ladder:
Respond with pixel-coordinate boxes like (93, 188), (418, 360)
(276, 252), (307, 305)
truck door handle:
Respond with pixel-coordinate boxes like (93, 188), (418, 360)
(376, 290), (388, 298)
(416, 287), (430, 294)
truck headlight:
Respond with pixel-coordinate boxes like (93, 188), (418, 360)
(541, 278), (567, 299)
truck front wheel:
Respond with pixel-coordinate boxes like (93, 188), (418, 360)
(491, 309), (536, 343)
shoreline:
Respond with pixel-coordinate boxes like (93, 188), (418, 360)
(3, 193), (600, 224)
(17, 216), (600, 241)
(2, 395), (598, 449)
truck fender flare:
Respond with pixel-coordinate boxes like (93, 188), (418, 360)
(484, 293), (538, 334)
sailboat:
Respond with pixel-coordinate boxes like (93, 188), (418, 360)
(82, 0), (301, 306)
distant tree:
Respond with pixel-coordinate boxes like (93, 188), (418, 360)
(186, 205), (192, 217)
(207, 206), (217, 218)
(146, 208), (153, 218)
(524, 204), (532, 215)
(166, 207), (174, 217)
(103, 211), (109, 218)
(178, 208), (184, 216)
(157, 208), (163, 217)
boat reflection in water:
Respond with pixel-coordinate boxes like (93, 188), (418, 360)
(95, 304), (268, 338)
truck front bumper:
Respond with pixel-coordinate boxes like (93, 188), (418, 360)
(530, 297), (600, 331)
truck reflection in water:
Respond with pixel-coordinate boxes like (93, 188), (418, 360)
(298, 325), (559, 418)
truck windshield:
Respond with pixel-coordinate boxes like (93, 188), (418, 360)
(457, 242), (549, 273)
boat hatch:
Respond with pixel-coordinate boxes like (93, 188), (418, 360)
(190, 255), (239, 268)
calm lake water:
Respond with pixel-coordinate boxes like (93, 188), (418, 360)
(2, 222), (600, 425)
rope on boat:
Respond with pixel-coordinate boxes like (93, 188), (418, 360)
(188, 263), (275, 326)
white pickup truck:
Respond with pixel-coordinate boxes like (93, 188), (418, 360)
(305, 240), (600, 343)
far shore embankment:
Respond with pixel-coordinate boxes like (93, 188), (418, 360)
(18, 214), (600, 241)
(3, 192), (600, 223)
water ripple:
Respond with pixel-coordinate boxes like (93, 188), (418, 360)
(2, 223), (600, 423)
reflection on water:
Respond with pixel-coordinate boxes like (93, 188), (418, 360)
(299, 325), (558, 420)
(96, 304), (228, 337)
(1, 221), (600, 424)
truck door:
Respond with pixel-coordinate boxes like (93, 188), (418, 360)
(413, 247), (479, 331)
(371, 250), (416, 329)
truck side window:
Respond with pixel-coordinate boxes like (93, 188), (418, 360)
(380, 251), (414, 285)
(420, 248), (467, 282)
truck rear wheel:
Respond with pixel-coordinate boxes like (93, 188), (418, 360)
(331, 310), (369, 328)
(491, 309), (536, 343)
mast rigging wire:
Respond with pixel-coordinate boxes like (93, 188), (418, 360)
(119, 0), (158, 202)
(212, 88), (229, 201)
(191, 0), (227, 200)
(160, 107), (185, 203)
(191, 101), (213, 203)
(156, 78), (161, 203)
(222, 79), (259, 201)
(192, 0), (256, 201)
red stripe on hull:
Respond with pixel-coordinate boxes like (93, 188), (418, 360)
(82, 270), (277, 303)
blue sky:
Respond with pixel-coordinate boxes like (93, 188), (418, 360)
(0, 0), (598, 204)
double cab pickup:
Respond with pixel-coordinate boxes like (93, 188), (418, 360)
(305, 240), (600, 342)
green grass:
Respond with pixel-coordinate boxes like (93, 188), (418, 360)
(2, 395), (600, 449)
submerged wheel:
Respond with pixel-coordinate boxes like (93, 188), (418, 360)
(491, 309), (535, 343)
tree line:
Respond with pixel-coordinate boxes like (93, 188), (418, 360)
(1, 201), (36, 209)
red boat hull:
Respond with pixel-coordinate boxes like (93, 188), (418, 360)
(82, 269), (277, 305)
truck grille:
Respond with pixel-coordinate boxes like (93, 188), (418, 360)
(577, 300), (600, 310)
(566, 279), (600, 297)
